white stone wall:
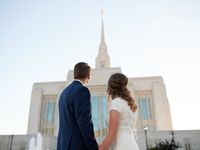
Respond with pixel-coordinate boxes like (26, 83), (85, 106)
(27, 82), (65, 134)
(152, 81), (172, 130)
(137, 130), (200, 150)
(129, 76), (172, 131)
(27, 87), (42, 134)
(1, 130), (200, 150)
(0, 134), (56, 150)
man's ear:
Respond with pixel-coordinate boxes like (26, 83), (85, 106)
(88, 73), (91, 80)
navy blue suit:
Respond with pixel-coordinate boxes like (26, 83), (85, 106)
(57, 80), (98, 150)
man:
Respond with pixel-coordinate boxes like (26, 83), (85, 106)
(57, 62), (98, 150)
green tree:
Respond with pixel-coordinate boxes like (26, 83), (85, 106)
(148, 131), (181, 150)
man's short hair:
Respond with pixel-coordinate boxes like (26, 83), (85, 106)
(74, 62), (91, 79)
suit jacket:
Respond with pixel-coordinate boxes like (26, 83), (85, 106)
(57, 80), (98, 150)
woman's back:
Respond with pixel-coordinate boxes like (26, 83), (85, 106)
(108, 98), (139, 150)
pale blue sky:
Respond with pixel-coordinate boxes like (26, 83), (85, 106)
(0, 0), (200, 134)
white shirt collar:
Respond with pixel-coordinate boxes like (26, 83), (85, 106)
(74, 79), (85, 86)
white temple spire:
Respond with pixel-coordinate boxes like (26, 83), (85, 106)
(95, 10), (110, 69)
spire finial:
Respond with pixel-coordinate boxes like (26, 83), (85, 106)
(100, 9), (105, 43)
(101, 9), (104, 19)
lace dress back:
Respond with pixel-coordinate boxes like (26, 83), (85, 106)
(106, 97), (139, 150)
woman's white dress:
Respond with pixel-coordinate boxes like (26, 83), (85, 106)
(107, 97), (139, 150)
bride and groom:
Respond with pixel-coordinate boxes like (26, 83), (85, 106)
(57, 62), (139, 150)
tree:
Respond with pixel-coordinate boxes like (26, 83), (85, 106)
(148, 131), (181, 150)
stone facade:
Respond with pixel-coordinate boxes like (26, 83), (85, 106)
(27, 81), (65, 136)
(0, 134), (56, 150)
(137, 130), (200, 150)
(1, 130), (200, 150)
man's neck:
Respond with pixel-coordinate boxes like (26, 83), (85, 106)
(74, 79), (87, 85)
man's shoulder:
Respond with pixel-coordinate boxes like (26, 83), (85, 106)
(64, 81), (89, 94)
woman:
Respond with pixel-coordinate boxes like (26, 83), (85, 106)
(99, 73), (139, 150)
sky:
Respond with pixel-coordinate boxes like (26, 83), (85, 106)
(0, 0), (200, 135)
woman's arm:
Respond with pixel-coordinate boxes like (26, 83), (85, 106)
(99, 110), (120, 150)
